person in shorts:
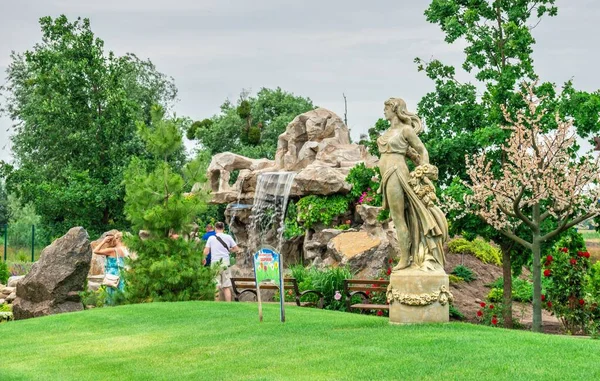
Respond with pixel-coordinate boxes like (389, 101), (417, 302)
(203, 222), (241, 301)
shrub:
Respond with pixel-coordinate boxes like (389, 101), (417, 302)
(475, 301), (503, 327)
(487, 277), (533, 303)
(448, 238), (502, 265)
(125, 237), (218, 303)
(0, 261), (9, 284)
(287, 265), (354, 311)
(587, 261), (600, 301)
(451, 265), (476, 282)
(0, 303), (13, 323)
(296, 195), (349, 228)
(345, 163), (381, 200)
(449, 304), (465, 320)
(448, 274), (464, 284)
(487, 288), (503, 303)
(543, 247), (600, 334)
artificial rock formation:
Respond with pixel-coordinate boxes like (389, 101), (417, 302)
(12, 227), (92, 320)
(207, 108), (376, 204)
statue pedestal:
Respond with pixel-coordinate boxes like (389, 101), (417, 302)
(387, 269), (452, 324)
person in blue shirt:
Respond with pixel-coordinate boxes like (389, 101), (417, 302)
(202, 224), (216, 266)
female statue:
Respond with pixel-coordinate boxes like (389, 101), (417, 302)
(377, 98), (448, 272)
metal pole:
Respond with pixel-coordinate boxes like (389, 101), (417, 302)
(3, 224), (7, 262)
(31, 225), (35, 262)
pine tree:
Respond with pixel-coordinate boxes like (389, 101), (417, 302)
(123, 106), (216, 302)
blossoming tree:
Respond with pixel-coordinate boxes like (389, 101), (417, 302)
(465, 85), (600, 332)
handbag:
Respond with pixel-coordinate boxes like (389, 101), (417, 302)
(102, 248), (121, 288)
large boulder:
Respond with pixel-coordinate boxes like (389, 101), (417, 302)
(12, 227), (92, 320)
(275, 108), (350, 171)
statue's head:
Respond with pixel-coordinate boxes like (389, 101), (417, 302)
(384, 98), (423, 135)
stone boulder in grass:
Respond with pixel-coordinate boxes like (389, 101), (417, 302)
(12, 227), (92, 320)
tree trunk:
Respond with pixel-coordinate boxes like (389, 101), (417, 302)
(531, 237), (542, 332)
(102, 206), (110, 225)
(501, 245), (513, 328)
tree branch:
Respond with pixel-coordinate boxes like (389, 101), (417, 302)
(500, 228), (532, 250)
(541, 212), (599, 242)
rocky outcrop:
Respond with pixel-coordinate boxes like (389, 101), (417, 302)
(274, 108), (351, 171)
(12, 227), (92, 320)
(207, 108), (377, 204)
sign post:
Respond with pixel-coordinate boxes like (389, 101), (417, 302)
(253, 246), (285, 323)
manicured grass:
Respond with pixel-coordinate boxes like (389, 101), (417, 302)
(580, 229), (600, 241)
(1, 302), (600, 380)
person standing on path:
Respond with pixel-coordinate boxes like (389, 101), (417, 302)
(203, 222), (241, 301)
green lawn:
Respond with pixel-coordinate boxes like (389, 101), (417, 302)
(1, 302), (599, 380)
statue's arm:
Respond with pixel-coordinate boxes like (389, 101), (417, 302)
(403, 127), (429, 165)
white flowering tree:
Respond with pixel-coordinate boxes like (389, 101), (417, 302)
(465, 86), (600, 332)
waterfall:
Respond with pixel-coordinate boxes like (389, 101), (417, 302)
(248, 172), (296, 253)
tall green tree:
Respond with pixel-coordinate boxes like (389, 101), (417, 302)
(189, 87), (315, 159)
(419, 0), (600, 332)
(123, 105), (216, 302)
(0, 181), (8, 226)
(0, 15), (177, 240)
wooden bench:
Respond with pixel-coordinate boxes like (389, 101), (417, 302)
(231, 277), (324, 309)
(343, 279), (390, 313)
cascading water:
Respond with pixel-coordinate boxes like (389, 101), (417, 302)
(248, 172), (296, 253)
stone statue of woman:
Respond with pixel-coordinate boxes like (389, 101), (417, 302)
(377, 98), (448, 273)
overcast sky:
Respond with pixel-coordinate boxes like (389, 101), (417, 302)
(1, 0), (599, 162)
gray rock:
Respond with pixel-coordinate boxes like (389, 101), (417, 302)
(7, 276), (25, 288)
(5, 292), (16, 303)
(0, 298), (4, 305)
(12, 227), (92, 320)
(1, 286), (15, 296)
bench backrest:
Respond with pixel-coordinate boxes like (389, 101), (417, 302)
(231, 277), (300, 295)
(343, 279), (389, 293)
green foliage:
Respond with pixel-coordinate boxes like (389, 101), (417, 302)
(358, 118), (389, 157)
(543, 248), (599, 334)
(190, 88), (314, 159)
(488, 277), (533, 303)
(476, 300), (505, 327)
(186, 119), (214, 140)
(282, 200), (304, 240)
(377, 209), (390, 222)
(0, 261), (9, 284)
(296, 195), (349, 229)
(451, 265), (476, 283)
(487, 288), (504, 303)
(124, 237), (217, 303)
(80, 287), (108, 308)
(588, 261), (600, 302)
(0, 181), (8, 226)
(449, 304), (465, 320)
(448, 238), (502, 266)
(420, 0), (600, 332)
(288, 265), (354, 311)
(0, 15), (178, 239)
(6, 194), (44, 248)
(345, 163), (382, 207)
(123, 107), (217, 303)
(448, 274), (464, 284)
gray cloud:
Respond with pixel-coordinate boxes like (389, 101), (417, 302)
(1, 0), (599, 162)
